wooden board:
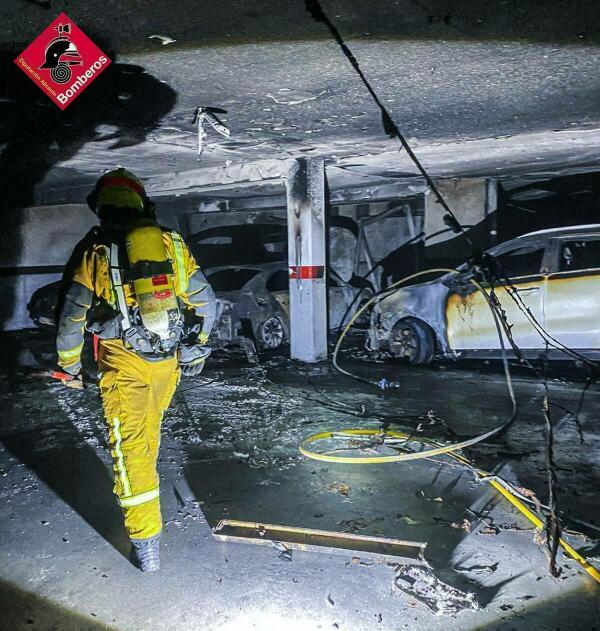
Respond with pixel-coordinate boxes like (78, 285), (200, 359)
(212, 519), (426, 562)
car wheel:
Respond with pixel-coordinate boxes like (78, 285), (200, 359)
(258, 316), (285, 349)
(389, 318), (435, 364)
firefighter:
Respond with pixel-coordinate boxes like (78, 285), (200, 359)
(56, 168), (215, 572)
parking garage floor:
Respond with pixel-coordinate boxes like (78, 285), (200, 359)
(0, 329), (598, 630)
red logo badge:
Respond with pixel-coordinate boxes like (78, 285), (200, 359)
(14, 13), (111, 110)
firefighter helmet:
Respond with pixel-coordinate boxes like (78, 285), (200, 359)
(87, 167), (157, 222)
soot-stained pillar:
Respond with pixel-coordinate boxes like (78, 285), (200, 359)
(286, 158), (327, 362)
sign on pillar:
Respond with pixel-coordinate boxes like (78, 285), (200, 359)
(286, 157), (328, 362)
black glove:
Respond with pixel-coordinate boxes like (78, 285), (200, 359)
(180, 360), (205, 377)
(178, 344), (211, 377)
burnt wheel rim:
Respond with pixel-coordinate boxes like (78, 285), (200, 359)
(260, 317), (284, 348)
(391, 325), (418, 360)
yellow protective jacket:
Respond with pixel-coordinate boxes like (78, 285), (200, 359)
(57, 228), (215, 372)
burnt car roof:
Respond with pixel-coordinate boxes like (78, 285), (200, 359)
(205, 262), (286, 293)
(187, 224), (287, 267)
(205, 261), (285, 274)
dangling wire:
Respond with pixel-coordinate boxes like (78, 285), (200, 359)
(303, 0), (598, 581)
(192, 107), (231, 159)
(305, 0), (467, 241)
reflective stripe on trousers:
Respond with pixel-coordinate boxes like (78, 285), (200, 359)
(119, 486), (160, 508)
(98, 338), (180, 540)
(111, 416), (132, 497)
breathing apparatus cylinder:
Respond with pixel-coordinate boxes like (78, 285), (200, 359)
(125, 220), (179, 341)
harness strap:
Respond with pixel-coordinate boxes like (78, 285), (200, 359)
(109, 243), (132, 331)
(170, 232), (188, 294)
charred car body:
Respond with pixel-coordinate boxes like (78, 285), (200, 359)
(206, 263), (289, 351)
(368, 225), (600, 363)
(207, 262), (372, 352)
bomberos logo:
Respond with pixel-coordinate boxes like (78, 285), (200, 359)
(15, 12), (111, 110)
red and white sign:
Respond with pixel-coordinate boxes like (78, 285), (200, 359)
(14, 12), (111, 110)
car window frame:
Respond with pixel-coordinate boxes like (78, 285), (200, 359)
(265, 268), (289, 293)
(487, 237), (550, 279)
(545, 234), (600, 274)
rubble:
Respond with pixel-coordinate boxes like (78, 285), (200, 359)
(392, 564), (479, 616)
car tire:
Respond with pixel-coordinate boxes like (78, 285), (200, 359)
(257, 316), (285, 349)
(389, 317), (435, 365)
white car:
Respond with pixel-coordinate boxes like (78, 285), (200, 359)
(368, 225), (600, 363)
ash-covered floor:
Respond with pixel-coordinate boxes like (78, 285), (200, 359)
(1, 329), (599, 630)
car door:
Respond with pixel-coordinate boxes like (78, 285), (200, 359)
(544, 235), (600, 350)
(446, 240), (547, 350)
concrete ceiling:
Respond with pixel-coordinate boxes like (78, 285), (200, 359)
(2, 1), (600, 207)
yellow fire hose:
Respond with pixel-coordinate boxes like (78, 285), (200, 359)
(299, 429), (600, 584)
(332, 268), (519, 450)
(303, 268), (600, 582)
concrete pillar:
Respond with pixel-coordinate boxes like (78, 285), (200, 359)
(286, 158), (328, 362)
(424, 178), (498, 260)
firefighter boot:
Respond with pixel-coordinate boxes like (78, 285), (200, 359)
(130, 534), (161, 572)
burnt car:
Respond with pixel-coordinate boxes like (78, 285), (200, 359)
(207, 262), (372, 351)
(28, 263), (370, 354)
(368, 224), (600, 363)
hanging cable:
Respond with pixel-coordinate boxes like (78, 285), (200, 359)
(306, 0), (598, 370)
(305, 0), (467, 241)
(541, 353), (563, 577)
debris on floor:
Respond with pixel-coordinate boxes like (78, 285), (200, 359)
(2, 331), (600, 628)
(392, 564), (479, 616)
(327, 482), (352, 496)
(338, 516), (384, 533)
(212, 519), (426, 562)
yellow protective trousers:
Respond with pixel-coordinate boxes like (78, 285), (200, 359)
(98, 339), (180, 540)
